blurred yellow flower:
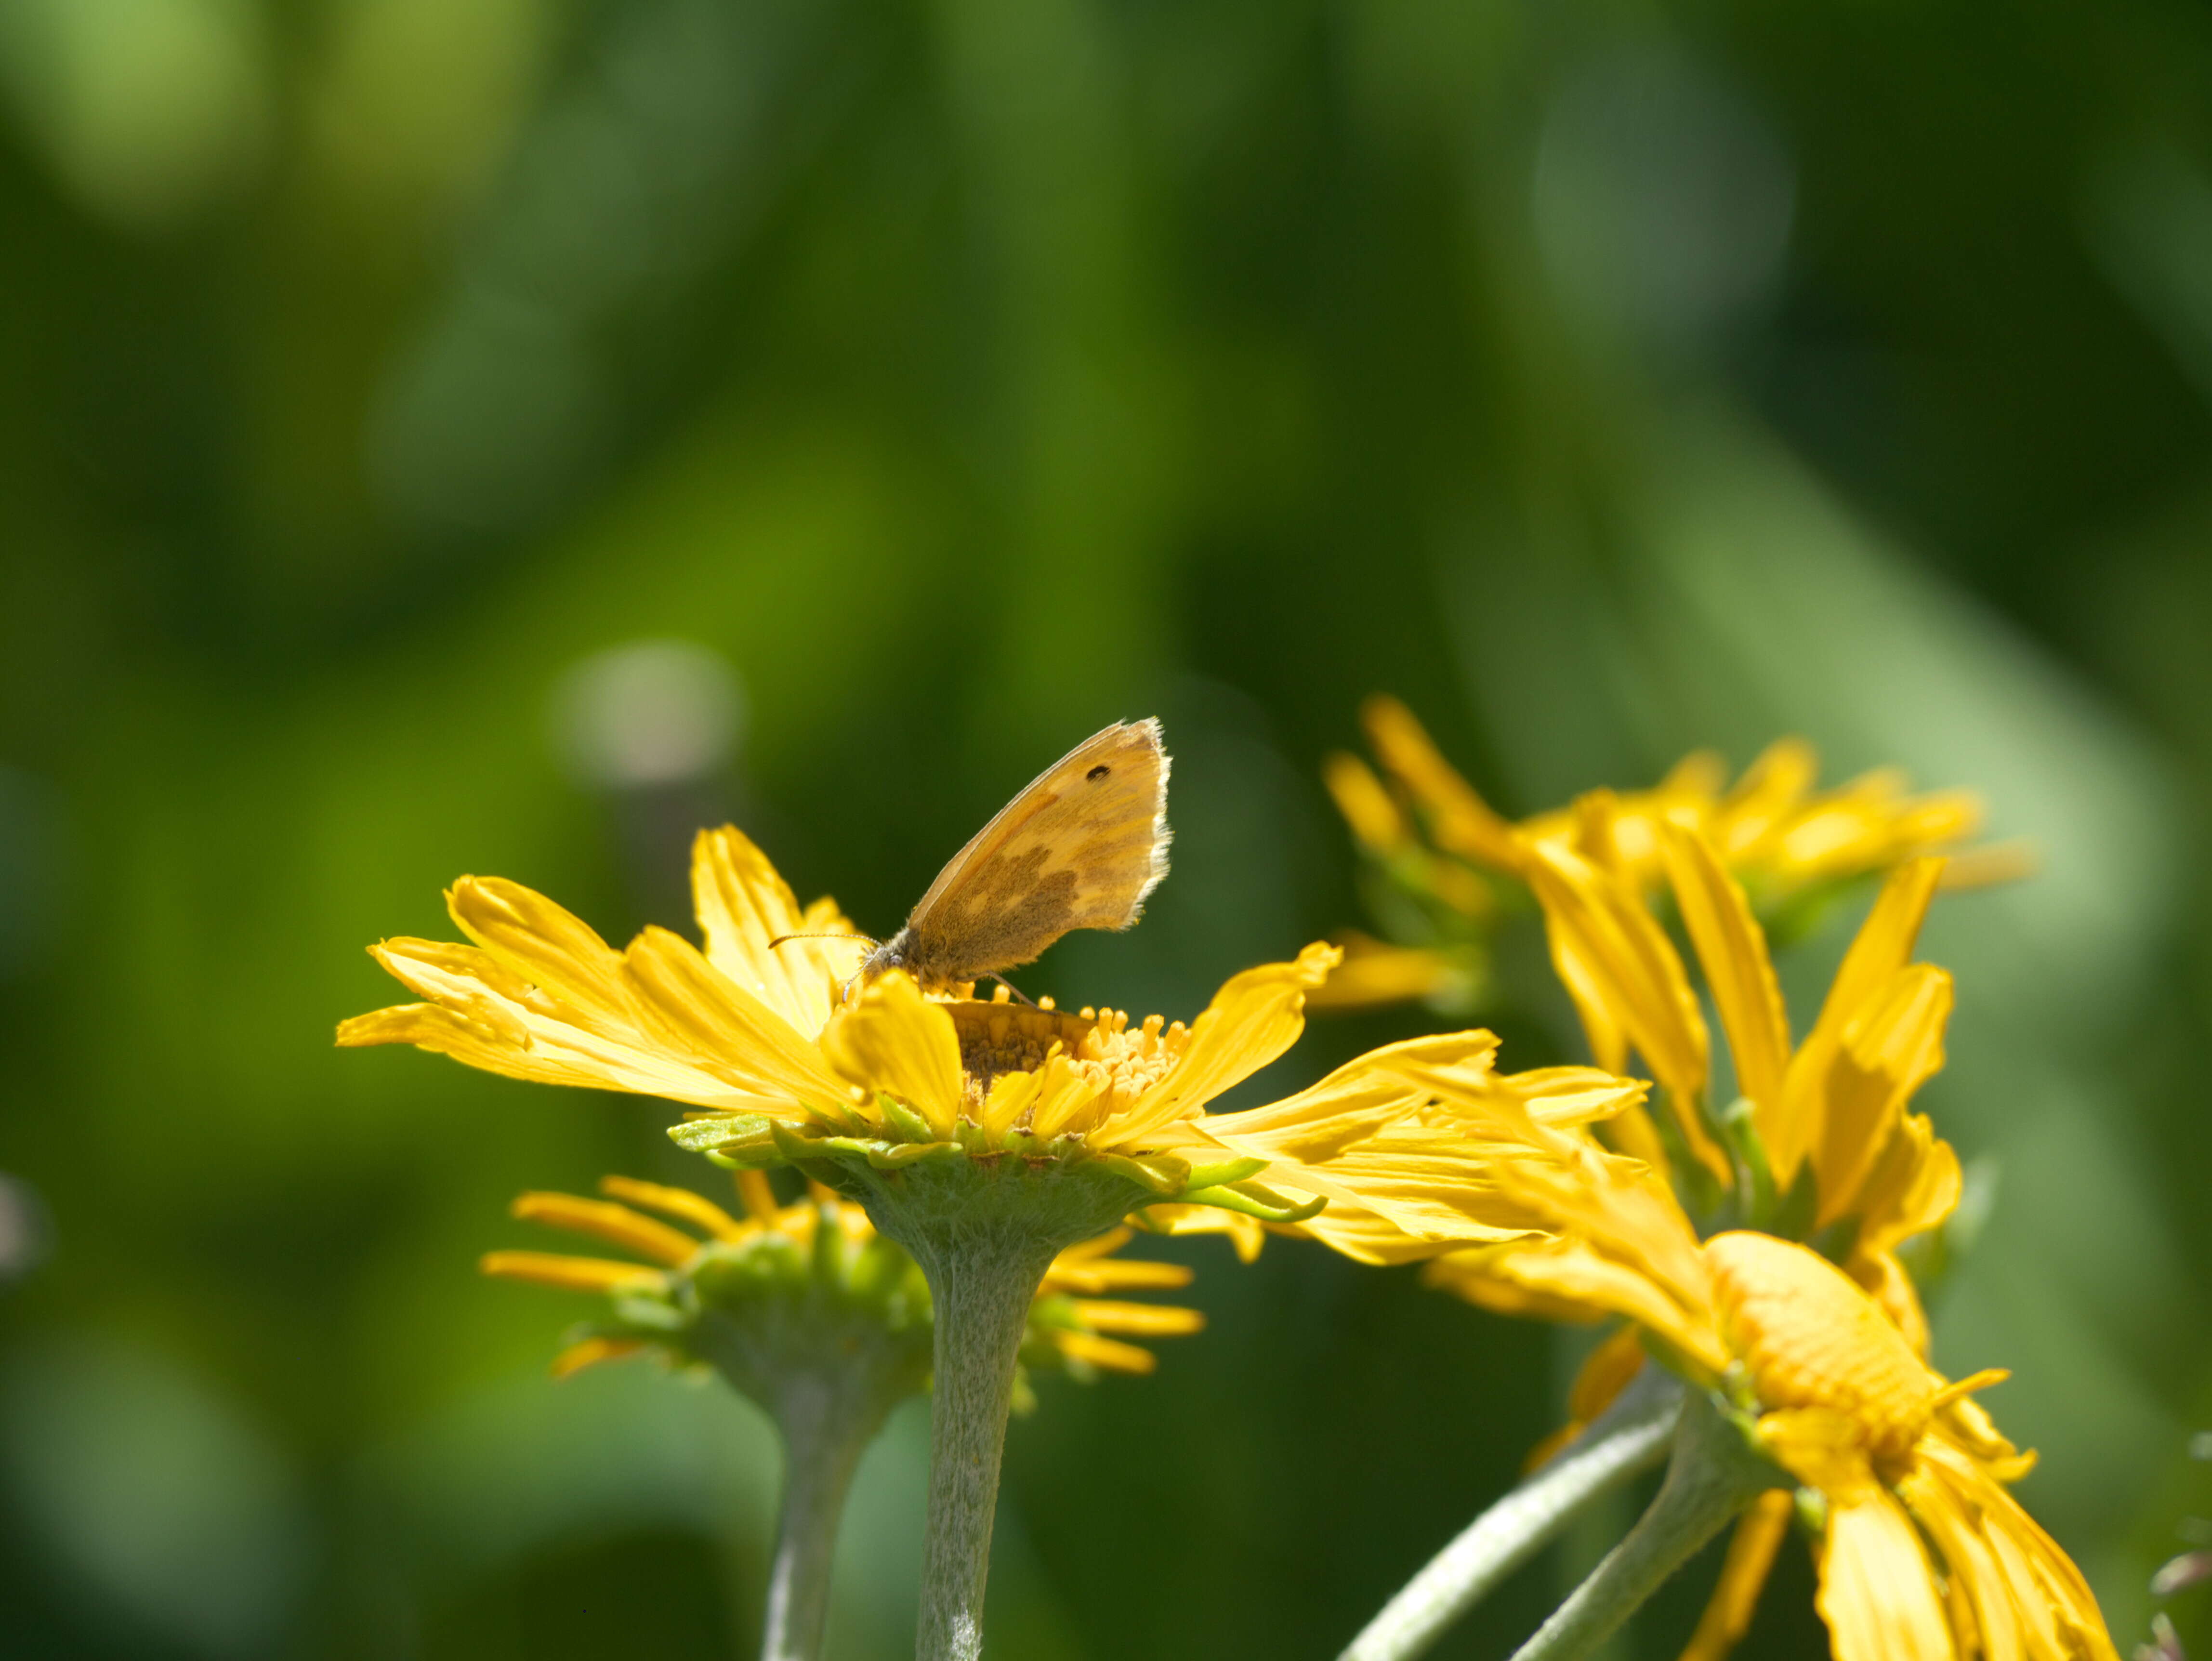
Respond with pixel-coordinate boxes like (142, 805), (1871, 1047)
(1345, 693), (1998, 901)
(485, 1167), (1206, 1381)
(1317, 697), (2022, 1017)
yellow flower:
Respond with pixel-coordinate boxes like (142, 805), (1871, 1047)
(1710, 1233), (2118, 1661)
(485, 1168), (1205, 1382)
(1339, 694), (2003, 906)
(1520, 824), (1961, 1347)
(1439, 1177), (2115, 1661)
(342, 825), (1513, 1238)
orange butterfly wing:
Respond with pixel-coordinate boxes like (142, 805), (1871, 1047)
(898, 719), (1171, 982)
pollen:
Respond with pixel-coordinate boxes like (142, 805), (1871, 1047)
(945, 1002), (1191, 1126)
(1705, 1231), (1934, 1471)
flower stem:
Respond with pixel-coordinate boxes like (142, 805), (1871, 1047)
(761, 1375), (882, 1661)
(1338, 1365), (1685, 1661)
(912, 1228), (1061, 1661)
(1506, 1390), (1781, 1661)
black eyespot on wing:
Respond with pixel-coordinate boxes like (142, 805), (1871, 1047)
(1086, 765), (1111, 781)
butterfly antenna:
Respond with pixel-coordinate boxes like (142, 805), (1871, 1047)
(768, 932), (879, 951)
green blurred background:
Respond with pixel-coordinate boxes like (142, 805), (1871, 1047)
(3, 0), (2211, 1657)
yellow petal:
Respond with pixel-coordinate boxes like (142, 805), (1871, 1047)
(1097, 943), (1340, 1149)
(1768, 857), (1944, 1182)
(447, 877), (633, 1025)
(1713, 738), (1820, 862)
(1303, 934), (1465, 1013)
(479, 1251), (667, 1293)
(1814, 1486), (1955, 1661)
(1135, 1203), (1267, 1264)
(1662, 823), (1791, 1116)
(511, 1192), (701, 1266)
(817, 971), (965, 1139)
(1851, 1116), (1961, 1257)
(1814, 971), (1953, 1230)
(1051, 1330), (1160, 1374)
(551, 1337), (650, 1378)
(1323, 752), (1412, 852)
(622, 925), (852, 1113)
(1067, 1300), (1205, 1336)
(1523, 842), (1729, 1183)
(1198, 1030), (1500, 1165)
(1360, 695), (1524, 869)
(597, 1176), (750, 1244)
(690, 827), (866, 1041)
(1709, 1232), (1934, 1465)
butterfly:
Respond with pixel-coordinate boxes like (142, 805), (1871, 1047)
(791, 720), (1171, 996)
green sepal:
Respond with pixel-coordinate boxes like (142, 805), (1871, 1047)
(1181, 1155), (1268, 1190)
(1096, 1151), (1192, 1195)
(876, 1095), (935, 1144)
(668, 1114), (777, 1155)
(1174, 1178), (1326, 1223)
(866, 1139), (964, 1169)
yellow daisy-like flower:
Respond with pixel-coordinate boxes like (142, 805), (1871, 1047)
(1345, 693), (1998, 900)
(342, 822), (1559, 1659)
(485, 1168), (1205, 1383)
(1518, 822), (1961, 1348)
(339, 825), (1428, 1229)
(1434, 1135), (2115, 1661)
(1709, 1233), (2116, 1661)
(1313, 696), (2019, 1014)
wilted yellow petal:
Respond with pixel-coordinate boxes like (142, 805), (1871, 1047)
(1709, 1233), (1933, 1465)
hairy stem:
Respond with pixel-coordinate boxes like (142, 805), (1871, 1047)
(1507, 1391), (1781, 1661)
(1338, 1366), (1685, 1661)
(912, 1229), (1060, 1661)
(761, 1375), (883, 1661)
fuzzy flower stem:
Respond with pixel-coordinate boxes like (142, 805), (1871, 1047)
(1506, 1390), (1781, 1661)
(911, 1227), (1062, 1661)
(1338, 1365), (1685, 1661)
(761, 1374), (885, 1661)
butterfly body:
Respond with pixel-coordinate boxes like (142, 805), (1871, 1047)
(861, 719), (1171, 993)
